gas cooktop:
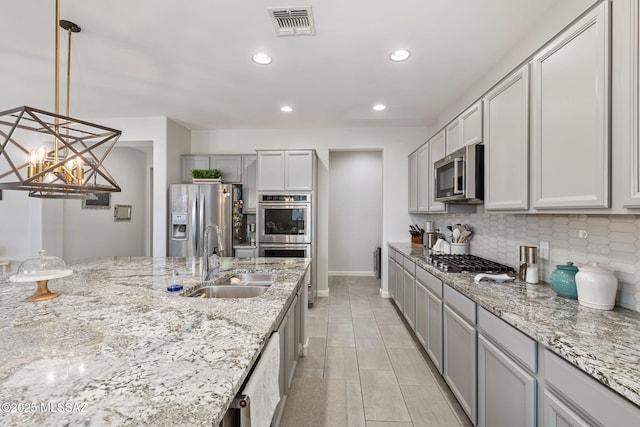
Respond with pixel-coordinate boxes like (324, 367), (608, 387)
(425, 253), (516, 274)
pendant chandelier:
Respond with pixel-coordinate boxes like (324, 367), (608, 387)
(0, 0), (121, 199)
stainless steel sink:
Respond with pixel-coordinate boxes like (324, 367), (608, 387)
(186, 273), (276, 298)
(187, 285), (269, 299)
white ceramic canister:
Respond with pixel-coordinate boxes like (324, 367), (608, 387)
(575, 263), (618, 310)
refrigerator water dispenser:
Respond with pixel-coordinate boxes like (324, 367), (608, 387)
(172, 213), (188, 240)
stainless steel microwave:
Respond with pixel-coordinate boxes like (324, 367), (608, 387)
(434, 144), (484, 203)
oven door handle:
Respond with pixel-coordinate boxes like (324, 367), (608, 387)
(453, 157), (465, 195)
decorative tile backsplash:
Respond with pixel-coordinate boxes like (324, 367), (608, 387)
(420, 209), (640, 313)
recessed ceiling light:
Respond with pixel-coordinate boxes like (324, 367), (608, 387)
(373, 104), (386, 111)
(389, 49), (411, 62)
(252, 52), (272, 65)
(280, 105), (293, 112)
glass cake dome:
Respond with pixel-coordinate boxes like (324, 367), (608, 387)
(10, 250), (73, 283)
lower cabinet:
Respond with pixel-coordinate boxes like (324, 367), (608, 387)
(403, 268), (416, 329)
(443, 304), (477, 424)
(394, 260), (404, 311)
(542, 390), (591, 427)
(388, 250), (396, 300)
(478, 335), (536, 427)
(425, 288), (443, 374)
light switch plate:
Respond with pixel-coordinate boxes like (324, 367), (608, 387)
(539, 241), (549, 260)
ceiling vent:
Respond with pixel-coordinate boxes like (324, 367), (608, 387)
(268, 6), (316, 36)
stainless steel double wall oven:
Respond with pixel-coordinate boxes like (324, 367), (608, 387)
(258, 193), (315, 302)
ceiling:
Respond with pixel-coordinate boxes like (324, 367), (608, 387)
(2, 0), (562, 130)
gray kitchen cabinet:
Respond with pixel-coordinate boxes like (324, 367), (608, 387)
(621, 0), (640, 207)
(234, 247), (257, 258)
(274, 292), (300, 426)
(403, 266), (416, 329)
(478, 335), (536, 427)
(542, 349), (640, 426)
(415, 278), (428, 347)
(426, 287), (443, 374)
(394, 259), (404, 311)
(242, 155), (257, 212)
(416, 265), (444, 374)
(461, 101), (483, 147)
(443, 284), (477, 425)
(408, 151), (419, 212)
(210, 155), (243, 183)
(542, 390), (591, 427)
(429, 130), (447, 212)
(484, 64), (530, 211)
(417, 143), (430, 212)
(388, 249), (396, 300)
(531, 2), (610, 209)
(180, 154), (210, 183)
(257, 150), (316, 191)
(446, 118), (461, 155)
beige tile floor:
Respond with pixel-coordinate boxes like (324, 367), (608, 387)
(280, 276), (472, 427)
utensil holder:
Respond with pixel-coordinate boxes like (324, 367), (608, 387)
(450, 242), (469, 255)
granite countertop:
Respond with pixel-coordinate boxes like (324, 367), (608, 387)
(389, 242), (640, 408)
(0, 256), (310, 426)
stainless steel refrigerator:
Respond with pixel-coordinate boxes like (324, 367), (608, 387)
(169, 183), (244, 257)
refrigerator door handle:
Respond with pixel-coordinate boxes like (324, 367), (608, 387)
(199, 190), (205, 257)
(192, 192), (199, 256)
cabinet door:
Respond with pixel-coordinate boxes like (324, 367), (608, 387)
(484, 65), (530, 210)
(429, 130), (447, 212)
(242, 155), (257, 212)
(403, 269), (416, 329)
(417, 144), (430, 212)
(181, 155), (210, 183)
(461, 101), (483, 146)
(394, 260), (404, 311)
(531, 3), (609, 209)
(415, 279), (428, 347)
(478, 335), (536, 427)
(210, 155), (243, 183)
(446, 119), (462, 155)
(257, 151), (285, 191)
(443, 304), (477, 424)
(388, 256), (396, 300)
(285, 296), (299, 390)
(408, 151), (419, 212)
(624, 0), (640, 207)
(285, 151), (313, 190)
(426, 287), (443, 375)
(543, 390), (591, 427)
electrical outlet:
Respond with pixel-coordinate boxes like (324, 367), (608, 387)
(539, 241), (549, 260)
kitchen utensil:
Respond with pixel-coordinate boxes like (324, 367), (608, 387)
(458, 230), (472, 243)
(576, 263), (618, 310)
(452, 228), (461, 242)
(519, 245), (538, 283)
(474, 273), (514, 283)
(550, 262), (578, 299)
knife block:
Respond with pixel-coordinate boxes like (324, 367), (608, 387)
(411, 235), (423, 245)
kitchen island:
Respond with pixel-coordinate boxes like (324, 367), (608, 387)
(0, 256), (310, 426)
(389, 242), (640, 418)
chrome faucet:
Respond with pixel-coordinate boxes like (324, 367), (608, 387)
(202, 224), (224, 281)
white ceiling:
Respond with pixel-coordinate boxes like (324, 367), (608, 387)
(2, 0), (562, 130)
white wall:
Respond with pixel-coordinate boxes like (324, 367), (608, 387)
(62, 148), (147, 262)
(328, 151), (382, 275)
(191, 127), (427, 295)
(429, 0), (597, 133)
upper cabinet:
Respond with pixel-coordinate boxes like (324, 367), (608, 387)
(257, 150), (317, 192)
(417, 144), (430, 212)
(531, 2), (610, 209)
(408, 151), (419, 212)
(445, 119), (461, 155)
(483, 65), (530, 211)
(429, 131), (447, 213)
(210, 155), (243, 183)
(242, 155), (257, 212)
(180, 155), (210, 183)
(460, 101), (483, 147)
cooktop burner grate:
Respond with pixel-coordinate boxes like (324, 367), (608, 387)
(426, 254), (515, 274)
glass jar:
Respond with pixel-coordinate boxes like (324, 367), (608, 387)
(549, 262), (578, 299)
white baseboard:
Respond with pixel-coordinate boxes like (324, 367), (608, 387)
(316, 289), (330, 297)
(328, 271), (375, 277)
(379, 288), (391, 298)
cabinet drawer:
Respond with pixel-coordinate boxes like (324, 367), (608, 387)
(416, 265), (442, 298)
(544, 349), (640, 426)
(478, 307), (536, 372)
(444, 284), (476, 324)
(403, 256), (415, 276)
